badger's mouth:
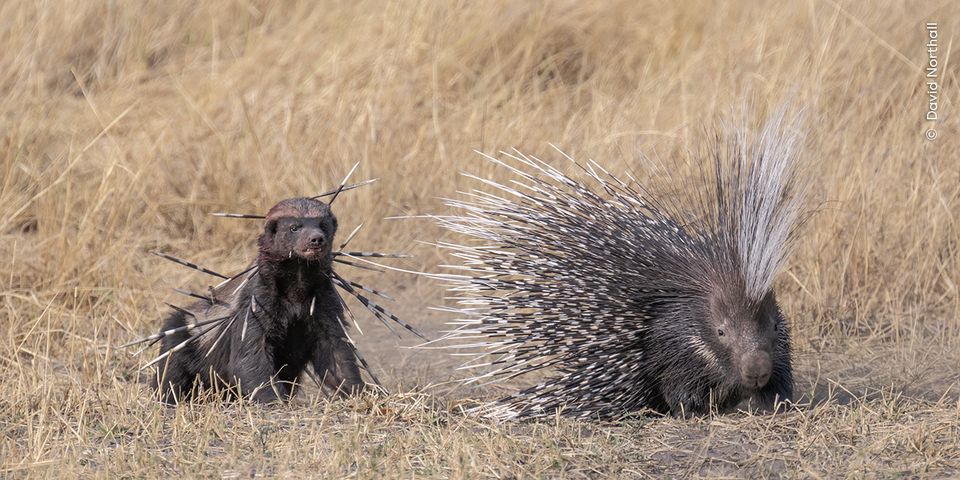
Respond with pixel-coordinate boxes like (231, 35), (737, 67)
(299, 245), (329, 260)
(297, 245), (330, 261)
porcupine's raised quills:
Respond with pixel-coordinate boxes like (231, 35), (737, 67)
(432, 106), (809, 420)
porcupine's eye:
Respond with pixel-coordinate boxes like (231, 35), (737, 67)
(290, 224), (301, 233)
(717, 328), (724, 337)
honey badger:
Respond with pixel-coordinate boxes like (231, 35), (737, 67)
(134, 195), (424, 404)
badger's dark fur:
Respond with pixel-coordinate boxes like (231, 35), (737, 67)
(433, 108), (807, 419)
(151, 198), (365, 403)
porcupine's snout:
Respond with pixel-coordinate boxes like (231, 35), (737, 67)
(739, 350), (772, 389)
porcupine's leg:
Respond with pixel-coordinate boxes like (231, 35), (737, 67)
(661, 384), (710, 417)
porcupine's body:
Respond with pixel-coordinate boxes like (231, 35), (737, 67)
(435, 108), (807, 419)
(151, 198), (362, 403)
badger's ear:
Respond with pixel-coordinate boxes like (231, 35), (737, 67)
(264, 219), (278, 236)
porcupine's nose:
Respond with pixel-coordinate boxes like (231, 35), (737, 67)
(739, 350), (772, 389)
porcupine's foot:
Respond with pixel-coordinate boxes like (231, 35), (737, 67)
(661, 387), (712, 418)
(753, 371), (794, 413)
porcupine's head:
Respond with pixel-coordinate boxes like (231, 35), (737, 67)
(660, 108), (804, 404)
(693, 279), (783, 394)
(258, 197), (338, 264)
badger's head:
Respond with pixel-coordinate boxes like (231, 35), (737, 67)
(258, 197), (338, 265)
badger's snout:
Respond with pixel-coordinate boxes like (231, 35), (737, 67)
(297, 228), (329, 259)
(307, 232), (326, 248)
(739, 350), (772, 389)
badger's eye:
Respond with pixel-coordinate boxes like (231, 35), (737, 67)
(290, 224), (301, 233)
(717, 328), (724, 337)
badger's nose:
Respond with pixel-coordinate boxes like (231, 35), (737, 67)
(740, 351), (772, 389)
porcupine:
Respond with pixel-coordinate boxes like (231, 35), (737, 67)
(123, 169), (426, 404)
(432, 108), (808, 419)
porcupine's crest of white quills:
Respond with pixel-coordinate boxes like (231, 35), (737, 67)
(430, 106), (810, 419)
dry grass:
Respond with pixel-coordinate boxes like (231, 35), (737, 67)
(1, 0), (958, 478)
